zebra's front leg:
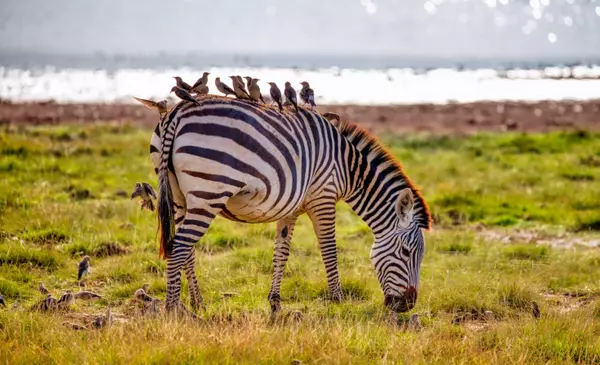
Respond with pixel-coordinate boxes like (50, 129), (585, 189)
(307, 198), (343, 302)
(166, 202), (221, 313)
(268, 215), (298, 314)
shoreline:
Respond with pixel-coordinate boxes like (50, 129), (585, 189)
(1, 99), (599, 134)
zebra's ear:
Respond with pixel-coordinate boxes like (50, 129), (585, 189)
(395, 188), (414, 225)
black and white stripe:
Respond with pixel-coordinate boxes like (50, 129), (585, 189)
(150, 96), (431, 313)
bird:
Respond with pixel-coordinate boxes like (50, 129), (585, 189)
(40, 294), (58, 311)
(243, 76), (253, 90)
(170, 86), (201, 105)
(229, 76), (251, 99)
(215, 77), (236, 97)
(134, 288), (153, 303)
(131, 182), (157, 211)
(57, 291), (75, 308)
(284, 82), (299, 112)
(133, 97), (169, 116)
(91, 307), (113, 329)
(173, 76), (192, 91)
(299, 81), (316, 108)
(141, 283), (150, 293)
(190, 72), (210, 94)
(267, 82), (283, 111)
(0, 292), (5, 308)
(38, 282), (49, 295)
(74, 291), (103, 300)
(248, 78), (265, 103)
(78, 255), (90, 281)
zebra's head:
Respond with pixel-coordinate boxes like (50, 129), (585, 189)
(371, 187), (425, 313)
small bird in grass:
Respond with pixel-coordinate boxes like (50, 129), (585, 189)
(190, 72), (210, 94)
(170, 86), (201, 105)
(78, 255), (91, 282)
(173, 76), (192, 91)
(299, 81), (316, 108)
(74, 291), (103, 301)
(0, 292), (5, 308)
(248, 78), (265, 103)
(92, 307), (113, 329)
(133, 97), (169, 117)
(134, 288), (153, 303)
(39, 294), (58, 311)
(38, 282), (49, 295)
(57, 291), (75, 309)
(215, 77), (236, 97)
(229, 76), (251, 99)
(267, 82), (283, 111)
(284, 82), (299, 112)
(141, 283), (151, 293)
(131, 182), (157, 211)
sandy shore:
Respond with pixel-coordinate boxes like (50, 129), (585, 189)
(1, 99), (599, 134)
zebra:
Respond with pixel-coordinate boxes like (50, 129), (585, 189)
(144, 95), (431, 314)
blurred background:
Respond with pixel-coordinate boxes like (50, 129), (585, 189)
(0, 0), (600, 104)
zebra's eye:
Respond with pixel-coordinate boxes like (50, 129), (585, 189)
(401, 246), (411, 258)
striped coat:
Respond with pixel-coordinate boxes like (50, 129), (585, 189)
(149, 96), (431, 313)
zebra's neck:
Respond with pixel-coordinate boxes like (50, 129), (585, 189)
(335, 122), (431, 235)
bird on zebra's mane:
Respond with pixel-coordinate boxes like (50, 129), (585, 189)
(131, 182), (157, 211)
(57, 290), (75, 308)
(78, 255), (90, 282)
(133, 97), (169, 117)
(0, 292), (5, 308)
(215, 77), (236, 97)
(267, 82), (283, 111)
(190, 72), (210, 95)
(173, 76), (192, 92)
(38, 281), (49, 295)
(248, 78), (265, 103)
(74, 291), (103, 301)
(299, 81), (316, 108)
(170, 86), (201, 105)
(284, 82), (299, 112)
(229, 76), (251, 99)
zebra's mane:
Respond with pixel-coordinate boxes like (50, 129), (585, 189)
(333, 119), (432, 230)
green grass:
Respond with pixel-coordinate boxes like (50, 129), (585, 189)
(1, 124), (600, 364)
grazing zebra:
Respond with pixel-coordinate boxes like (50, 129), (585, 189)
(145, 95), (431, 314)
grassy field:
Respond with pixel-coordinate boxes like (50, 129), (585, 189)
(1, 122), (600, 364)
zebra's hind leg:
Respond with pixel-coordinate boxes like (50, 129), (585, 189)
(183, 249), (204, 312)
(165, 201), (222, 313)
(306, 196), (343, 302)
(268, 215), (298, 314)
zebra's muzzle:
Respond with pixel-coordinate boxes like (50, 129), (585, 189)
(384, 286), (417, 312)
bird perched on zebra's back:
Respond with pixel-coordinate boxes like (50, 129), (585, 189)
(267, 82), (283, 111)
(190, 72), (210, 95)
(74, 291), (103, 301)
(243, 76), (253, 90)
(78, 255), (91, 282)
(131, 182), (157, 211)
(299, 81), (316, 109)
(38, 282), (49, 295)
(215, 77), (236, 97)
(133, 97), (169, 117)
(229, 76), (251, 99)
(170, 86), (201, 105)
(248, 78), (265, 103)
(173, 76), (192, 91)
(57, 291), (75, 309)
(284, 82), (299, 112)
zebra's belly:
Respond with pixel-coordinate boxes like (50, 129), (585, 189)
(221, 186), (301, 223)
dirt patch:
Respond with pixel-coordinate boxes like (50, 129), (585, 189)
(542, 291), (600, 314)
(1, 99), (600, 134)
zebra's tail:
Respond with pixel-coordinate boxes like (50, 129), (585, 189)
(157, 123), (175, 259)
